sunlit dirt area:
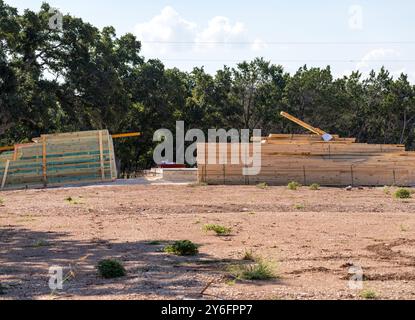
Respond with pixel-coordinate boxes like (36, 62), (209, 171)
(1, 184), (415, 300)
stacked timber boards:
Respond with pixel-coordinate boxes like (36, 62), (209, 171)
(197, 134), (415, 186)
(0, 130), (117, 190)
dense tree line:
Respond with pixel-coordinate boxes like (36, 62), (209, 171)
(1, 2), (415, 173)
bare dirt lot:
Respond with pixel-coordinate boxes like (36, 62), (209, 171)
(1, 184), (415, 300)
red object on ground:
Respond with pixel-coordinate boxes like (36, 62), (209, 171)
(159, 164), (186, 169)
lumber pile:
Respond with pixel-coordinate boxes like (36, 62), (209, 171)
(197, 134), (415, 186)
(0, 130), (117, 190)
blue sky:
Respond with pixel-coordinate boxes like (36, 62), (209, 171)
(8, 0), (415, 80)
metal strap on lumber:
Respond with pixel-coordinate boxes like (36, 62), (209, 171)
(42, 136), (47, 186)
(1, 160), (10, 190)
(98, 130), (105, 180)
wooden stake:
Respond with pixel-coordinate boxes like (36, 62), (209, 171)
(303, 166), (307, 186)
(13, 145), (18, 161)
(204, 144), (207, 182)
(42, 136), (47, 186)
(1, 160), (10, 190)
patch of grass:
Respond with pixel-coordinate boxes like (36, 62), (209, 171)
(400, 224), (409, 232)
(164, 240), (199, 256)
(229, 259), (278, 281)
(97, 259), (126, 279)
(360, 289), (378, 299)
(294, 204), (305, 210)
(226, 279), (236, 286)
(256, 182), (268, 189)
(32, 239), (50, 248)
(394, 188), (411, 199)
(288, 181), (301, 191)
(65, 196), (84, 205)
(0, 198), (4, 206)
(309, 183), (320, 191)
(383, 186), (391, 195)
(147, 240), (163, 245)
(203, 224), (232, 236)
(242, 250), (256, 261)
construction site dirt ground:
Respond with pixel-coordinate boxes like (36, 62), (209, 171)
(1, 184), (415, 300)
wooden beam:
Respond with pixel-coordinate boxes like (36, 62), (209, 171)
(111, 132), (141, 139)
(42, 136), (47, 186)
(98, 130), (105, 180)
(280, 112), (326, 136)
(1, 160), (10, 190)
(0, 146), (14, 152)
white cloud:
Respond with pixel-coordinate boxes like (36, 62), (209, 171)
(196, 16), (245, 44)
(356, 48), (400, 69)
(134, 6), (259, 55)
(134, 6), (196, 54)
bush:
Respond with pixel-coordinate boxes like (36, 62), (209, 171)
(32, 239), (50, 248)
(97, 259), (126, 279)
(394, 188), (411, 199)
(65, 196), (83, 204)
(164, 240), (199, 256)
(229, 259), (277, 281)
(309, 183), (320, 190)
(0, 283), (5, 295)
(288, 181), (301, 190)
(360, 289), (378, 299)
(0, 198), (4, 205)
(204, 224), (232, 236)
(242, 250), (255, 261)
(256, 182), (268, 189)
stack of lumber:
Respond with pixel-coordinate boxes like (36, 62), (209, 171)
(0, 130), (117, 190)
(197, 134), (415, 186)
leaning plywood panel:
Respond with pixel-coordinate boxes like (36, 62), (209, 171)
(0, 130), (117, 190)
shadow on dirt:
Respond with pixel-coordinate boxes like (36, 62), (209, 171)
(0, 226), (242, 300)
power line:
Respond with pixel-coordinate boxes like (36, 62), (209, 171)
(157, 58), (415, 63)
(142, 40), (415, 45)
